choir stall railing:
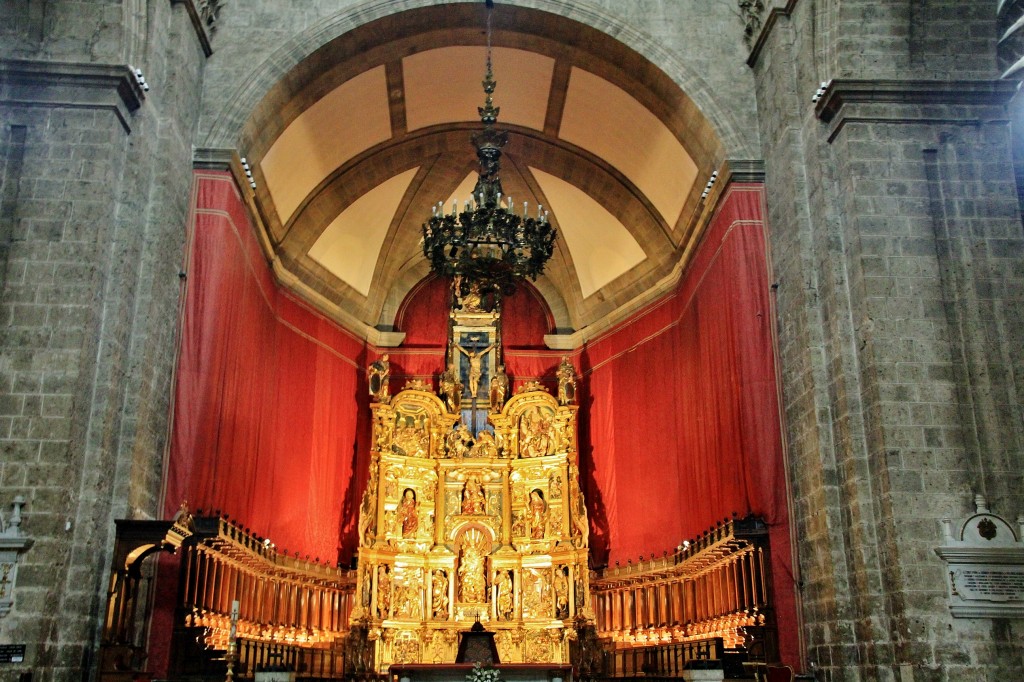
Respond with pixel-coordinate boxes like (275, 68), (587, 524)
(590, 516), (776, 676)
(100, 510), (358, 681)
(173, 514), (358, 678)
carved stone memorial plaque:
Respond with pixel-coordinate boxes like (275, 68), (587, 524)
(935, 495), (1024, 618)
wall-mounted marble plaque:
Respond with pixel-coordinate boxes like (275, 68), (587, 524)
(935, 495), (1024, 618)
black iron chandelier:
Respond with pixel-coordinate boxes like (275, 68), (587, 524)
(421, 1), (557, 300)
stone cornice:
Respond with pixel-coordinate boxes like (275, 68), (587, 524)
(814, 79), (1019, 141)
(193, 146), (234, 170)
(0, 59), (145, 133)
(723, 159), (766, 183)
(815, 79), (1019, 122)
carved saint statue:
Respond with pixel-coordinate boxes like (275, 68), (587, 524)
(376, 565), (391, 618)
(529, 489), (547, 540)
(396, 488), (418, 538)
(431, 569), (449, 619)
(553, 566), (569, 618)
(458, 541), (487, 603)
(489, 365), (509, 412)
(439, 361), (462, 413)
(453, 275), (485, 313)
(496, 569), (514, 621)
(456, 343), (495, 398)
(461, 475), (487, 515)
(557, 356), (576, 405)
(367, 354), (390, 402)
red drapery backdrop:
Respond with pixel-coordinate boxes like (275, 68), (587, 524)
(165, 172), (370, 564)
(577, 184), (796, 665)
(162, 174), (795, 668)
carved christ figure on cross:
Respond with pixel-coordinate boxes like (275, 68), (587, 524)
(455, 342), (494, 398)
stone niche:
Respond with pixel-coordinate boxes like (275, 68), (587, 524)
(934, 495), (1024, 619)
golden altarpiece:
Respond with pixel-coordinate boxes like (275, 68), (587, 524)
(355, 286), (590, 671)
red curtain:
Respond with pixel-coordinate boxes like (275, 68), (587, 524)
(166, 172), (369, 565)
(501, 282), (553, 348)
(165, 174), (795, 666)
(396, 275), (450, 347)
(579, 184), (796, 665)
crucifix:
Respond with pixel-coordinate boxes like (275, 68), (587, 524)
(452, 330), (497, 435)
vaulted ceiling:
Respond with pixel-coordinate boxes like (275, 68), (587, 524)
(237, 4), (726, 339)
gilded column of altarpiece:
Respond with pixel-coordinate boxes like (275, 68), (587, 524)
(353, 363), (591, 671)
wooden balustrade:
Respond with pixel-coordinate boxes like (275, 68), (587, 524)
(179, 517), (357, 653)
(590, 516), (776, 663)
(234, 638), (346, 679)
(100, 511), (357, 681)
(601, 639), (723, 678)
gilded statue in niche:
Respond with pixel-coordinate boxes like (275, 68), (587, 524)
(431, 570), (449, 619)
(528, 489), (547, 539)
(359, 483), (377, 546)
(574, 565), (586, 612)
(553, 566), (570, 619)
(361, 564), (372, 607)
(376, 565), (392, 618)
(571, 499), (588, 546)
(461, 475), (487, 515)
(520, 406), (554, 458)
(457, 529), (489, 603)
(396, 488), (418, 538)
(439, 362), (462, 414)
(495, 569), (514, 621)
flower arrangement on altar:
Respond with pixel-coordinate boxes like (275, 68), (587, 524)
(466, 662), (501, 682)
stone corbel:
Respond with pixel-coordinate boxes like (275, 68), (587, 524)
(170, 0), (224, 57)
(0, 496), (34, 618)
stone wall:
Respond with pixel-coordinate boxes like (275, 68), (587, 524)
(752, 1), (1024, 680)
(0, 2), (205, 681)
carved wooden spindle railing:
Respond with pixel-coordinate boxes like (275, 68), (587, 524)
(178, 517), (357, 665)
(591, 515), (776, 675)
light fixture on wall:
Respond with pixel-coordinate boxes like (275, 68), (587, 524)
(421, 0), (557, 301)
